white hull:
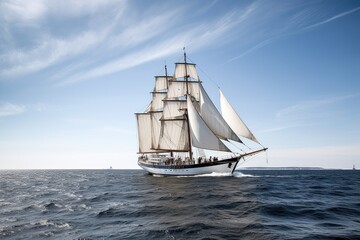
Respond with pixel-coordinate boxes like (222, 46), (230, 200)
(138, 159), (239, 176)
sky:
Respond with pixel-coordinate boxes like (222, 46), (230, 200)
(0, 0), (359, 169)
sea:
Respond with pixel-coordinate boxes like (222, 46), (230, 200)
(0, 170), (359, 240)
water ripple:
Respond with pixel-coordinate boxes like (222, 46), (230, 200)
(0, 169), (359, 239)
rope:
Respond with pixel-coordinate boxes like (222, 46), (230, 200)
(242, 142), (252, 150)
(187, 56), (220, 89)
(228, 140), (246, 154)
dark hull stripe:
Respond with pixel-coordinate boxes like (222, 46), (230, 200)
(138, 157), (239, 170)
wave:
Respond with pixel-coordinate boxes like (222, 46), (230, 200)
(1, 169), (359, 240)
(44, 202), (62, 209)
(233, 172), (258, 178)
(152, 174), (166, 177)
(0, 201), (14, 206)
(176, 172), (233, 178)
(31, 220), (71, 229)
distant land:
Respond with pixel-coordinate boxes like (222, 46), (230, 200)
(240, 167), (325, 170)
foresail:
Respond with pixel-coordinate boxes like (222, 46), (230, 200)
(187, 96), (231, 152)
(136, 113), (162, 153)
(219, 90), (260, 144)
(150, 111), (162, 150)
(199, 84), (242, 143)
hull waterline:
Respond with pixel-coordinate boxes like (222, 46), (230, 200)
(138, 158), (240, 176)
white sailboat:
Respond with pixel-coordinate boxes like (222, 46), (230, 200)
(135, 51), (267, 176)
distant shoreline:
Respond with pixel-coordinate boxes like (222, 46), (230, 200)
(0, 167), (356, 171)
(239, 167), (352, 170)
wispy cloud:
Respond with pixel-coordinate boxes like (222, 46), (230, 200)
(1, 0), (47, 22)
(108, 9), (182, 49)
(1, 0), (124, 22)
(0, 1), (257, 84)
(0, 0), (127, 78)
(0, 102), (26, 117)
(1, 30), (109, 77)
(227, 37), (276, 63)
(0, 102), (51, 117)
(58, 7), (255, 85)
(227, 3), (360, 61)
(262, 94), (359, 133)
(1, 1), (359, 85)
(276, 94), (358, 118)
(302, 6), (360, 31)
(262, 124), (301, 133)
(57, 37), (183, 85)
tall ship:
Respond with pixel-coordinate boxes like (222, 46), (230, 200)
(135, 51), (267, 176)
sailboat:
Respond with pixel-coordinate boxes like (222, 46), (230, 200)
(135, 51), (267, 176)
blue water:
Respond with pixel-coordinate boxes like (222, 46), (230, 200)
(0, 170), (359, 239)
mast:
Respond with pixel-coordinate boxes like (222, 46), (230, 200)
(184, 48), (189, 94)
(165, 64), (169, 89)
(184, 48), (192, 160)
(164, 64), (173, 158)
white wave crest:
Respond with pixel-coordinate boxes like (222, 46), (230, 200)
(233, 172), (258, 178)
(33, 220), (71, 229)
(177, 172), (233, 178)
(152, 174), (166, 177)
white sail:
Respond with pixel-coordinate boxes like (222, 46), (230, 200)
(150, 92), (166, 111)
(187, 96), (230, 152)
(219, 90), (260, 144)
(167, 80), (200, 101)
(199, 84), (242, 143)
(174, 63), (199, 80)
(136, 113), (161, 153)
(157, 119), (189, 151)
(163, 99), (186, 119)
(154, 76), (169, 91)
(150, 111), (162, 150)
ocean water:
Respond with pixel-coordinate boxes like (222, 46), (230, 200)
(0, 170), (359, 240)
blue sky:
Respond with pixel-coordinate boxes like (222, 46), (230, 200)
(0, 0), (359, 169)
